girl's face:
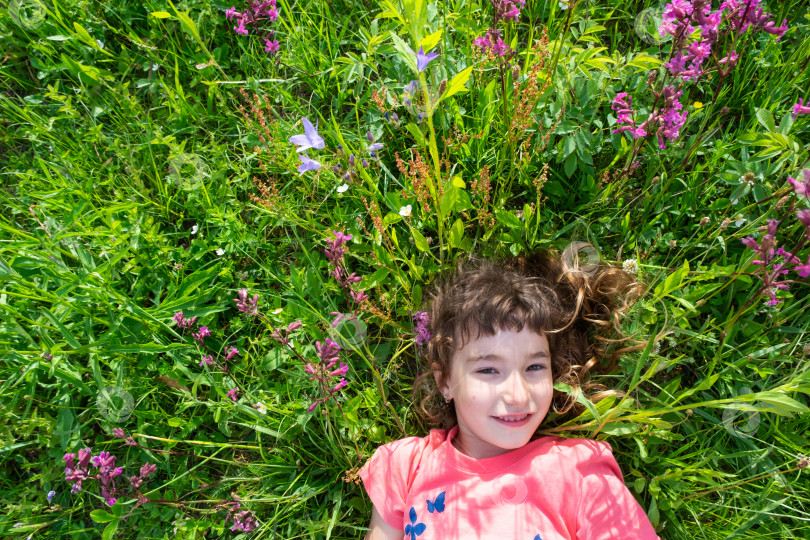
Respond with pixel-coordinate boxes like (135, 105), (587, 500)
(434, 327), (553, 460)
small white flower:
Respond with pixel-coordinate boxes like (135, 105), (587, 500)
(255, 402), (267, 415)
(622, 258), (639, 276)
(733, 213), (746, 227)
(191, 224), (199, 235)
(399, 205), (412, 217)
(216, 248), (225, 256)
(337, 183), (349, 193)
(652, 341), (661, 355)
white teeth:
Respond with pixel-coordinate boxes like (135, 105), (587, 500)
(498, 414), (528, 422)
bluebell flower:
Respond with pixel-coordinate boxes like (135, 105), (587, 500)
(414, 46), (439, 72)
(297, 152), (321, 175)
(404, 80), (419, 101)
(289, 117), (325, 154)
(47, 490), (56, 502)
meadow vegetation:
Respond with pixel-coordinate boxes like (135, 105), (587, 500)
(1, 0), (810, 538)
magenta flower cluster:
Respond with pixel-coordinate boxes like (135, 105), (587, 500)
(659, 0), (787, 82)
(225, 1), (280, 55)
(793, 98), (810, 120)
(64, 446), (155, 507)
(173, 308), (243, 403)
(612, 86), (688, 149)
(413, 311), (431, 347)
(226, 502), (259, 532)
(740, 170), (810, 305)
(326, 231), (367, 305)
(174, 311), (198, 329)
(304, 338), (350, 412)
(473, 0), (526, 58)
(741, 221), (806, 305)
(234, 288), (259, 316)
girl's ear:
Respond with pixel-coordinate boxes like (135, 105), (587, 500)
(432, 362), (448, 395)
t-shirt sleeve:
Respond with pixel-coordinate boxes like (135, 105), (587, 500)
(575, 440), (659, 540)
(358, 437), (426, 531)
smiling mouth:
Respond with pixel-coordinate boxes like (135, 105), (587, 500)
(494, 414), (531, 422)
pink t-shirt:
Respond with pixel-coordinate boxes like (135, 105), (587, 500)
(359, 426), (659, 539)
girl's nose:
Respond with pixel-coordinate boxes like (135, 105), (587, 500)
(502, 372), (530, 406)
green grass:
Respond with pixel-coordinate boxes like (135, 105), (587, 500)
(2, 0), (810, 538)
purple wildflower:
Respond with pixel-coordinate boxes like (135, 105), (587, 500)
(174, 311), (198, 329)
(289, 117), (325, 154)
(199, 355), (215, 367)
(234, 288), (259, 316)
(414, 46), (439, 72)
(413, 311), (431, 347)
(47, 490), (56, 502)
(788, 169), (810, 198)
(192, 326), (211, 344)
(793, 98), (810, 120)
(297, 152), (321, 175)
(226, 388), (240, 402)
(265, 38), (280, 55)
(225, 346), (240, 361)
(231, 510), (259, 532)
(325, 230), (352, 263)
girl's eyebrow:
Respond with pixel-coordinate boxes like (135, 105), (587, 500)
(468, 351), (550, 362)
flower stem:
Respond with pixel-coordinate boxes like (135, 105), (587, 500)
(419, 72), (445, 264)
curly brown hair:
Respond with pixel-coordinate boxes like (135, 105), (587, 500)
(412, 248), (643, 431)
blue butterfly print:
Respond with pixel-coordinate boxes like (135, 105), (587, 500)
(404, 507), (426, 539)
(533, 535), (543, 540)
(426, 491), (446, 513)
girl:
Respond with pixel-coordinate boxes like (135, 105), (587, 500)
(359, 250), (659, 539)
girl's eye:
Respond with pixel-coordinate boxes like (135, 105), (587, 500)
(476, 368), (497, 375)
(528, 364), (546, 372)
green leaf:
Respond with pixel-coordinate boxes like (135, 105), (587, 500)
(102, 521), (119, 540)
(390, 33), (418, 74)
(599, 422), (640, 435)
(448, 218), (465, 248)
(361, 268), (390, 288)
(777, 113), (794, 135)
(40, 308), (81, 349)
(495, 209), (521, 230)
(564, 153), (577, 177)
(91, 510), (117, 524)
(439, 183), (459, 219)
(438, 66), (473, 104)
(755, 108), (776, 133)
(405, 123), (425, 147)
(411, 227), (429, 252)
(418, 28), (442, 51)
(654, 260), (690, 299)
(151, 11), (172, 18)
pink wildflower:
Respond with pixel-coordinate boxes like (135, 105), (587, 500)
(793, 98), (810, 120)
(265, 38), (280, 55)
(225, 346), (240, 361)
(226, 388), (239, 402)
(788, 169), (810, 197)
